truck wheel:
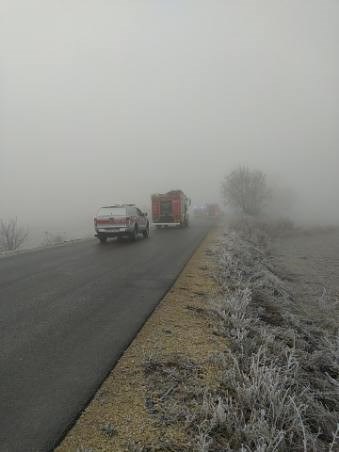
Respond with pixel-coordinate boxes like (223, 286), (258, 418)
(143, 224), (150, 239)
(130, 227), (138, 241)
(99, 236), (107, 244)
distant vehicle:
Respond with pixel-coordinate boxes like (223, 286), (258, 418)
(151, 190), (191, 228)
(206, 203), (222, 217)
(193, 205), (207, 217)
(94, 204), (150, 243)
(193, 203), (222, 218)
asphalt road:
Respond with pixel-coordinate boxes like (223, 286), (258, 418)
(0, 221), (210, 452)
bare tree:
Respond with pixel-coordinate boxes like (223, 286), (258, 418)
(222, 166), (270, 215)
(0, 218), (29, 251)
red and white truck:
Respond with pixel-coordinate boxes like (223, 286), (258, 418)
(151, 190), (191, 228)
(206, 203), (222, 217)
(193, 203), (222, 218)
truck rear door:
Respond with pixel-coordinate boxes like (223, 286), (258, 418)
(96, 207), (128, 231)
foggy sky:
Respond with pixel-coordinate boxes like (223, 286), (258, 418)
(1, 0), (339, 231)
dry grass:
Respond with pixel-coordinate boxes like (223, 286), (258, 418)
(201, 218), (339, 451)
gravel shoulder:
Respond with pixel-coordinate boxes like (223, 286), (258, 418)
(57, 229), (223, 451)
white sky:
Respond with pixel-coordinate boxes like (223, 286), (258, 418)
(1, 0), (338, 229)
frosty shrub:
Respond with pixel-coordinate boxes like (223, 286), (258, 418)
(0, 217), (28, 251)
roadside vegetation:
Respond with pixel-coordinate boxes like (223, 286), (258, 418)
(221, 166), (270, 216)
(136, 218), (339, 451)
(197, 219), (338, 450)
(0, 217), (29, 251)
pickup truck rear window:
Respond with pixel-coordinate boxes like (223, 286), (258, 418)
(97, 207), (126, 216)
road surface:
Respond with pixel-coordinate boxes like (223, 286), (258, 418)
(0, 221), (210, 452)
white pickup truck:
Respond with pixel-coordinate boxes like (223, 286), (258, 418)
(94, 204), (150, 243)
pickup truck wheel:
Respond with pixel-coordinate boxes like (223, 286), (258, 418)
(130, 227), (138, 242)
(143, 224), (150, 239)
(99, 236), (107, 243)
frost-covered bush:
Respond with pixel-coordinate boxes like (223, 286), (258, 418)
(193, 224), (339, 451)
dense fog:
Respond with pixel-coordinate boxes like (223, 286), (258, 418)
(1, 0), (338, 244)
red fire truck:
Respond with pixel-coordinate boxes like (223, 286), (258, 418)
(206, 203), (222, 217)
(193, 203), (221, 218)
(151, 190), (191, 228)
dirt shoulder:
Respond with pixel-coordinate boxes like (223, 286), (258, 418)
(57, 228), (224, 451)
